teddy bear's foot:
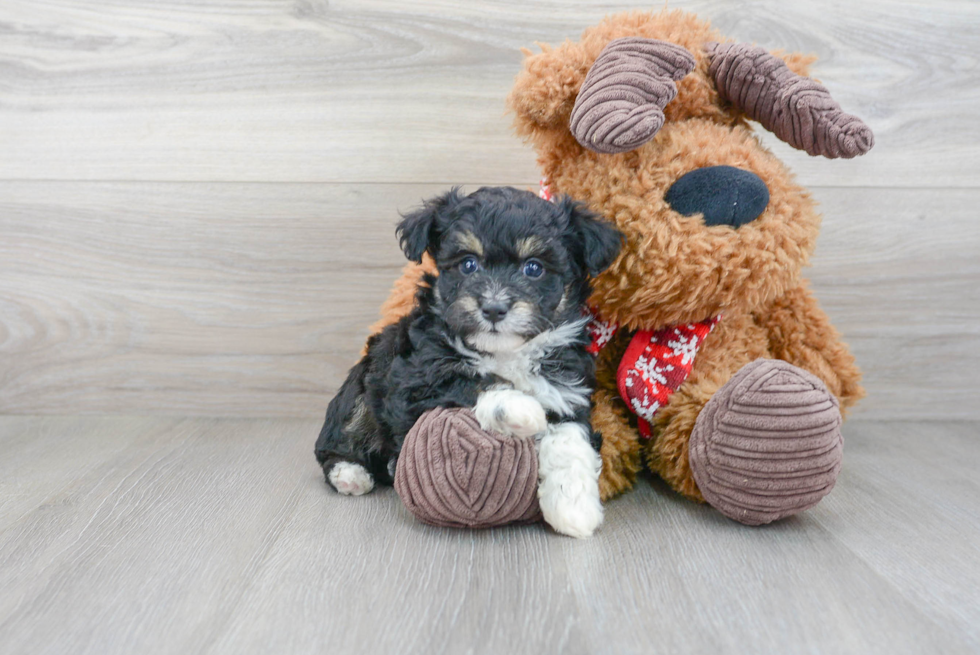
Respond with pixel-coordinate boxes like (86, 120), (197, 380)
(688, 359), (844, 525)
(394, 408), (542, 528)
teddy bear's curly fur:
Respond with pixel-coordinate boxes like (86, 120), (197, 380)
(371, 9), (867, 525)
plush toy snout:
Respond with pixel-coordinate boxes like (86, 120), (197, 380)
(664, 165), (771, 228)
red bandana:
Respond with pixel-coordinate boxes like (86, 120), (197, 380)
(541, 178), (720, 439)
(539, 178), (554, 201)
(588, 313), (721, 438)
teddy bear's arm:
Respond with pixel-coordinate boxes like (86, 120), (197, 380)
(760, 283), (865, 412)
(365, 256), (437, 342)
(589, 328), (645, 500)
(593, 387), (644, 501)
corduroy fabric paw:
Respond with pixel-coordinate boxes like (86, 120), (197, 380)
(688, 359), (844, 525)
(394, 408), (542, 528)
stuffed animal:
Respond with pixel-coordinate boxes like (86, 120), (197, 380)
(383, 8), (871, 528)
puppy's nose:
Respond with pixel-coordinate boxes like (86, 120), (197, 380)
(664, 165), (769, 228)
(481, 301), (510, 324)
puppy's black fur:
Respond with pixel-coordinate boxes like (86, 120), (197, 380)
(315, 186), (622, 490)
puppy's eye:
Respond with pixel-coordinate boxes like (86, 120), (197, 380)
(522, 259), (544, 279)
(459, 256), (480, 275)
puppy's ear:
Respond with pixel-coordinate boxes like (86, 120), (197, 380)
(557, 196), (622, 277)
(396, 187), (465, 263)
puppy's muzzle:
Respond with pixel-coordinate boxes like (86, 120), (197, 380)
(481, 299), (512, 325)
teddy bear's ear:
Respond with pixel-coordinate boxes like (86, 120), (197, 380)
(706, 42), (874, 158)
(396, 188), (465, 263)
(556, 196), (623, 277)
(509, 37), (696, 150)
(569, 37), (695, 154)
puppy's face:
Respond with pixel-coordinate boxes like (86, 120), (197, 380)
(397, 187), (622, 351)
(436, 212), (567, 352)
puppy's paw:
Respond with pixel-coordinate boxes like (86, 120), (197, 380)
(328, 462), (375, 496)
(539, 481), (604, 539)
(501, 394), (549, 438)
(537, 423), (604, 538)
(475, 388), (547, 438)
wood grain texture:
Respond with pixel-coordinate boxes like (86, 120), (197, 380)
(0, 182), (434, 416)
(2, 182), (978, 418)
(0, 0), (977, 187)
(0, 417), (313, 655)
(815, 421), (980, 647)
(807, 187), (980, 420)
(1, 0), (978, 417)
(0, 416), (182, 525)
(0, 417), (977, 655)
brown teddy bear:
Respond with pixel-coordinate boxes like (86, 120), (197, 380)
(382, 8), (872, 528)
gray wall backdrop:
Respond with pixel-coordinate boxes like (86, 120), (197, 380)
(1, 0), (978, 419)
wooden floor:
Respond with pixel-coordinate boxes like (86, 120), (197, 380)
(0, 417), (976, 655)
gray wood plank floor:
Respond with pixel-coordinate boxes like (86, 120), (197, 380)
(0, 417), (977, 655)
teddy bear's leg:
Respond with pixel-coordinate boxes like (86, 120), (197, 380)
(655, 359), (844, 525)
(760, 283), (865, 411)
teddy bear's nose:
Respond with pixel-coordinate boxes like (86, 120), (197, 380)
(664, 166), (770, 228)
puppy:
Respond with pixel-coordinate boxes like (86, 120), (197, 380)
(314, 186), (621, 538)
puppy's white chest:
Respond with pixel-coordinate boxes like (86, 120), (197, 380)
(455, 320), (593, 418)
(482, 350), (540, 394)
(473, 350), (589, 418)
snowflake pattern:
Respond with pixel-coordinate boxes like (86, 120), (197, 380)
(586, 314), (619, 354)
(665, 330), (700, 366)
(632, 355), (672, 386)
(615, 316), (721, 438)
(630, 396), (661, 423)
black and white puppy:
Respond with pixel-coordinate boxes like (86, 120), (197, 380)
(314, 186), (621, 538)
